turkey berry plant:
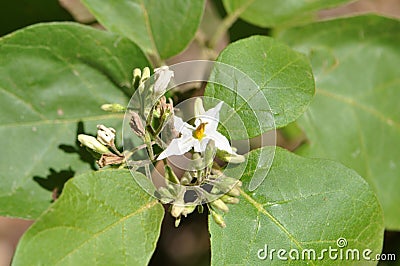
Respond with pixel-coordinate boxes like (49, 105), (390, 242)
(1, 0), (399, 265)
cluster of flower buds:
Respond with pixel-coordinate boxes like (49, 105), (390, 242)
(207, 176), (242, 228)
(132, 67), (150, 93)
(127, 66), (176, 162)
(78, 65), (247, 229)
(159, 167), (243, 227)
(77, 124), (124, 168)
(155, 139), (242, 227)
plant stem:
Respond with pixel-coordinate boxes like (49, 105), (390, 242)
(147, 52), (165, 68)
(208, 0), (255, 49)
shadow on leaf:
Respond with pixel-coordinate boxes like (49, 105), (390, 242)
(59, 121), (98, 170)
(33, 121), (99, 201)
(33, 168), (75, 202)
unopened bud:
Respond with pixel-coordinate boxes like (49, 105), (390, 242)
(97, 124), (116, 146)
(141, 67), (150, 84)
(210, 199), (229, 213)
(210, 209), (226, 228)
(78, 134), (110, 154)
(171, 204), (185, 218)
(175, 216), (181, 227)
(227, 186), (241, 197)
(129, 111), (145, 137)
(101, 103), (125, 113)
(159, 106), (172, 127)
(212, 174), (242, 192)
(191, 153), (203, 170)
(194, 98), (206, 117)
(197, 204), (204, 213)
(216, 149), (245, 164)
(204, 140), (216, 168)
(182, 205), (196, 217)
(180, 172), (192, 185)
(157, 187), (174, 203)
(154, 66), (174, 94)
(221, 195), (240, 204)
(132, 68), (142, 89)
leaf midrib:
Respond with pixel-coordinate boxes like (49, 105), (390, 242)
(239, 188), (317, 266)
(54, 197), (160, 264)
(317, 88), (400, 129)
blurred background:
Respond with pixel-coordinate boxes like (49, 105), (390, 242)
(0, 0), (399, 265)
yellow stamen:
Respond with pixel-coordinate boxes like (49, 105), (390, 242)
(193, 122), (207, 140)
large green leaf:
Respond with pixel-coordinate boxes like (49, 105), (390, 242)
(81, 0), (205, 60)
(0, 22), (149, 219)
(222, 0), (354, 28)
(277, 15), (400, 230)
(205, 35), (314, 139)
(13, 170), (164, 265)
(210, 147), (384, 265)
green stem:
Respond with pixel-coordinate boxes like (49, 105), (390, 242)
(123, 142), (153, 162)
(208, 0), (255, 49)
(146, 52), (165, 68)
(144, 131), (155, 161)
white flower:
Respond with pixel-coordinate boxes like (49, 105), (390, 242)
(157, 100), (235, 160)
(96, 124), (116, 146)
(154, 66), (174, 94)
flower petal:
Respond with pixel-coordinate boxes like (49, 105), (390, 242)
(203, 101), (223, 120)
(193, 139), (205, 153)
(209, 131), (234, 154)
(199, 138), (211, 152)
(199, 101), (223, 131)
(174, 116), (194, 135)
(157, 135), (195, 160)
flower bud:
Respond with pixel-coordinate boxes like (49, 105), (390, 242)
(154, 66), (174, 94)
(180, 172), (192, 185)
(133, 68), (141, 80)
(171, 204), (185, 218)
(141, 67), (150, 84)
(210, 199), (229, 213)
(216, 149), (245, 164)
(194, 98), (206, 117)
(204, 139), (216, 168)
(157, 187), (174, 203)
(227, 186), (241, 197)
(175, 216), (181, 227)
(78, 134), (110, 154)
(197, 204), (204, 214)
(96, 124), (116, 146)
(182, 205), (196, 217)
(129, 111), (145, 137)
(220, 194), (240, 204)
(211, 173), (241, 192)
(191, 153), (203, 170)
(210, 209), (226, 228)
(100, 103), (125, 113)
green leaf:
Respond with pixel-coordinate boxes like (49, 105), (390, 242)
(0, 22), (149, 219)
(205, 35), (314, 139)
(222, 0), (354, 28)
(277, 15), (400, 230)
(81, 0), (205, 60)
(13, 170), (164, 265)
(210, 147), (384, 265)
